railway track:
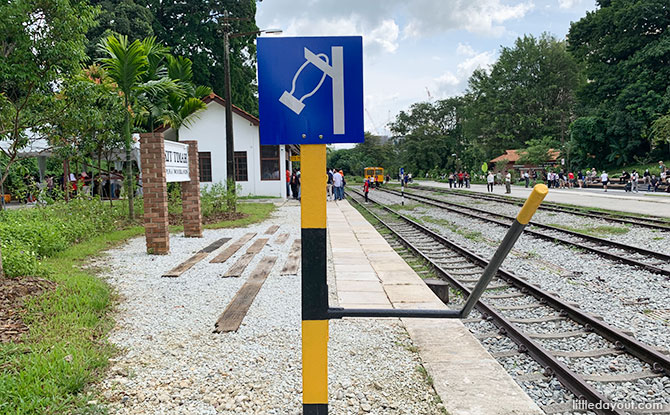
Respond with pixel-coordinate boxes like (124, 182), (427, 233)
(417, 185), (670, 231)
(345, 188), (670, 415)
(379, 187), (670, 278)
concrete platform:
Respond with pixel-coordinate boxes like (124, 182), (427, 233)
(328, 200), (544, 415)
(418, 181), (670, 218)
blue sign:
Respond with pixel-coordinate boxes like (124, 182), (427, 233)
(257, 36), (364, 145)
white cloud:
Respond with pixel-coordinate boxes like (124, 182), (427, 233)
(272, 16), (399, 56)
(403, 0), (535, 38)
(436, 72), (460, 87)
(434, 47), (496, 97)
(558, 0), (581, 8)
(456, 43), (477, 57)
(367, 19), (400, 54)
(456, 50), (496, 76)
(259, 0), (535, 44)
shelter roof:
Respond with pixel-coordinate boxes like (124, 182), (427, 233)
(490, 149), (560, 164)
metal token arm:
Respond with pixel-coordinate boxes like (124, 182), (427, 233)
(328, 184), (549, 319)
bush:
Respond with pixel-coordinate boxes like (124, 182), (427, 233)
(201, 180), (239, 216)
(1, 240), (38, 277)
(0, 199), (129, 277)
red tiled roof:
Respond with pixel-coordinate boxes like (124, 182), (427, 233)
(491, 149), (522, 163)
(154, 93), (259, 132)
(490, 149), (560, 164)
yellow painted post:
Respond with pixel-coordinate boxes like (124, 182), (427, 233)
(301, 144), (329, 414)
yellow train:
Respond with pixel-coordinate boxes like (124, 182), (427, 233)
(364, 167), (385, 184)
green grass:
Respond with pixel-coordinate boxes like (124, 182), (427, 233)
(0, 226), (144, 415)
(237, 195), (279, 200)
(547, 223), (630, 237)
(389, 203), (420, 211)
(0, 201), (275, 414)
(204, 202), (275, 230)
(422, 216), (487, 243)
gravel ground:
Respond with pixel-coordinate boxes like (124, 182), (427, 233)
(364, 190), (670, 411)
(409, 188), (670, 252)
(369, 190), (670, 352)
(94, 202), (444, 415)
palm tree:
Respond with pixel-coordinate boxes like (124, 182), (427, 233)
(98, 35), (176, 219)
(161, 55), (212, 141)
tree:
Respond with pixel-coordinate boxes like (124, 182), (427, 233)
(651, 115), (670, 153)
(98, 34), (176, 219)
(0, 0), (96, 276)
(568, 0), (670, 164)
(390, 98), (467, 175)
(519, 137), (558, 166)
(85, 0), (154, 58)
(0, 0), (96, 190)
(149, 0), (260, 115)
(464, 34), (582, 159)
(160, 55), (213, 140)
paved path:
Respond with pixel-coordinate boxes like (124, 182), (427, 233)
(417, 181), (670, 218)
(328, 200), (543, 415)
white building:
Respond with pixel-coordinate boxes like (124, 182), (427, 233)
(158, 94), (299, 197)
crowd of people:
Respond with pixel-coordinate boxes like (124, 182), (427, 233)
(441, 171), (471, 189)
(13, 169), (140, 205)
(484, 160), (669, 194)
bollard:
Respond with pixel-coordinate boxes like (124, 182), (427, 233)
(425, 279), (450, 304)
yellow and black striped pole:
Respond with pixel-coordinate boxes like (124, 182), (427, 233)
(301, 144), (329, 414)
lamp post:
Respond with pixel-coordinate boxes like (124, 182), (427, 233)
(222, 27), (282, 199)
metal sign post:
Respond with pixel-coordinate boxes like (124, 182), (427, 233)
(258, 36), (364, 415)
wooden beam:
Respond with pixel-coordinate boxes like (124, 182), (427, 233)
(210, 233), (256, 263)
(162, 237), (231, 277)
(264, 224), (280, 235)
(274, 233), (290, 244)
(280, 239), (301, 275)
(214, 256), (278, 332)
(223, 238), (269, 277)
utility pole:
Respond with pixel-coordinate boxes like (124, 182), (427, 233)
(223, 29), (235, 193)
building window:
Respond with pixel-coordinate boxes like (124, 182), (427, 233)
(198, 152), (212, 182)
(234, 151), (248, 181)
(260, 145), (280, 180)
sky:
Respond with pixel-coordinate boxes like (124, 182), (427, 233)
(256, 0), (597, 138)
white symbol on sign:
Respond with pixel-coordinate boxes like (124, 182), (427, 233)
(279, 46), (345, 134)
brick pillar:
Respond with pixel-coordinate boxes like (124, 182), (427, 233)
(180, 140), (203, 237)
(140, 132), (169, 254)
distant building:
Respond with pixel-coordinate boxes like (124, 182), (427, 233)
(158, 93), (299, 197)
(490, 149), (561, 173)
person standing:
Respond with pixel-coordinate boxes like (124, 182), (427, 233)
(464, 172), (470, 188)
(326, 168), (333, 201)
(286, 168), (291, 199)
(643, 169), (651, 190)
(448, 173), (454, 188)
(290, 170), (299, 200)
(523, 171), (529, 188)
(363, 178), (370, 203)
(296, 169), (301, 199)
(601, 170), (609, 192)
(332, 169), (343, 200)
(504, 170), (511, 194)
(631, 170), (639, 193)
(487, 171), (494, 192)
(568, 171), (575, 188)
(457, 171), (464, 188)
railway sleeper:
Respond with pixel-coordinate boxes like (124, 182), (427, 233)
(507, 315), (566, 324)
